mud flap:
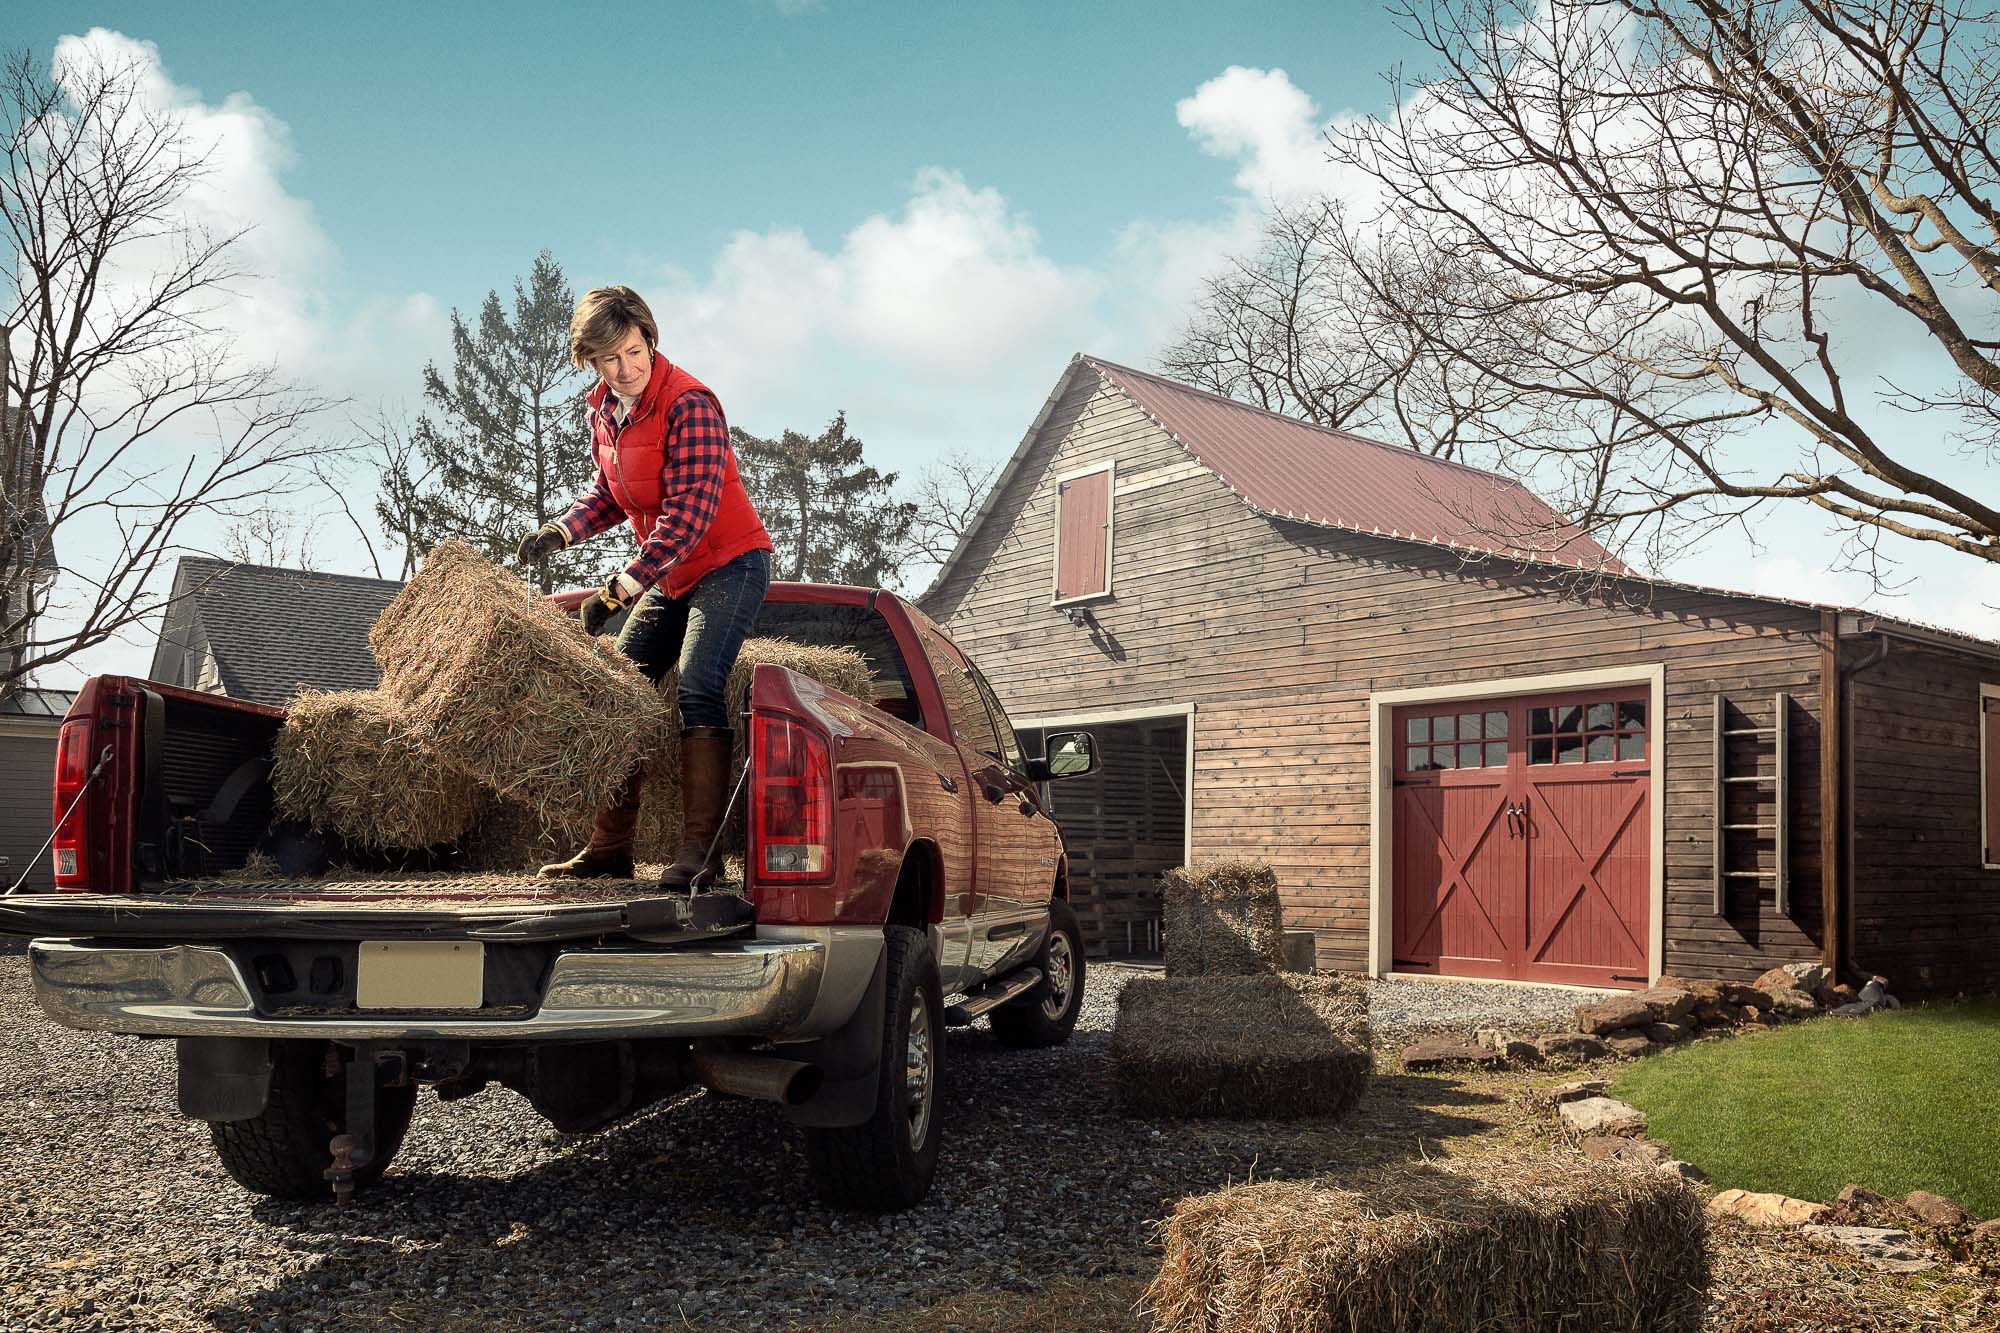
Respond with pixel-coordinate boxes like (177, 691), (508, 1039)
(781, 943), (887, 1129)
(177, 1036), (272, 1122)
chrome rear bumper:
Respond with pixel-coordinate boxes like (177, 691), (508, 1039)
(28, 928), (882, 1042)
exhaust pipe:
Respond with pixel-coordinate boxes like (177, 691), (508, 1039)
(692, 1052), (822, 1106)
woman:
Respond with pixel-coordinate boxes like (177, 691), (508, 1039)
(517, 285), (773, 887)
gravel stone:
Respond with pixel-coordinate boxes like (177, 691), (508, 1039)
(1361, 975), (1613, 1042)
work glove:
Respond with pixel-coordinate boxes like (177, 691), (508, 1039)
(580, 576), (632, 637)
(516, 523), (567, 565)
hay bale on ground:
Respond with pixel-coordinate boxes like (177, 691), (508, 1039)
(1147, 1158), (1707, 1333)
(272, 689), (483, 850)
(369, 541), (669, 826)
(1163, 858), (1285, 976)
(1113, 973), (1372, 1120)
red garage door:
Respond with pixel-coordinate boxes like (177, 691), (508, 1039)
(1392, 688), (1651, 989)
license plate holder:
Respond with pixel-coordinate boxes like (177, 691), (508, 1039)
(356, 941), (485, 1010)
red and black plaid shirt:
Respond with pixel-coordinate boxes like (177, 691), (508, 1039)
(557, 390), (731, 592)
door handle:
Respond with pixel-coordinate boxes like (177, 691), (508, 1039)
(1505, 802), (1521, 836)
(1018, 798), (1036, 817)
(937, 772), (958, 793)
(982, 784), (1005, 804)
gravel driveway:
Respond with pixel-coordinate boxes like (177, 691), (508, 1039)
(0, 947), (1598, 1331)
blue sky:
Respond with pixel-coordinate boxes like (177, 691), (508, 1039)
(13, 2), (2000, 682)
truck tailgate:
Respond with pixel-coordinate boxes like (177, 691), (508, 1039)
(0, 873), (742, 944)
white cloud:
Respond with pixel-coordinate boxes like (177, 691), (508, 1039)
(1175, 66), (1361, 204)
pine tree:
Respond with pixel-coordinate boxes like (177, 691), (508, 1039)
(733, 414), (915, 589)
(391, 252), (599, 592)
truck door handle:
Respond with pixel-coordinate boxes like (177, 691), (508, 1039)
(982, 784), (1004, 803)
(937, 773), (957, 793)
(1018, 799), (1035, 817)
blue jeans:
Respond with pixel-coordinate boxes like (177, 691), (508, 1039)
(616, 548), (770, 731)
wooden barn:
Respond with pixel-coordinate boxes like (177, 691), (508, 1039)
(922, 354), (2000, 996)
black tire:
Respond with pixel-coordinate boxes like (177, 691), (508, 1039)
(989, 898), (1085, 1048)
(802, 926), (943, 1211)
(207, 1041), (417, 1200)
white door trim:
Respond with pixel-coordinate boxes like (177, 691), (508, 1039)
(1014, 703), (1195, 866)
(1368, 665), (1667, 985)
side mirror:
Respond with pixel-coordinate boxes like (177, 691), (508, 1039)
(1026, 729), (1100, 783)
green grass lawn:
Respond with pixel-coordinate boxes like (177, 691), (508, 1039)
(1612, 998), (2000, 1217)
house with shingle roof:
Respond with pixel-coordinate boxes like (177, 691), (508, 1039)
(148, 558), (404, 708)
(922, 353), (2000, 998)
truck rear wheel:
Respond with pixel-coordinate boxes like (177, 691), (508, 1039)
(207, 1041), (416, 1200)
(990, 898), (1085, 1048)
(802, 926), (943, 1211)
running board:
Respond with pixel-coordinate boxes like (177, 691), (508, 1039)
(944, 968), (1042, 1026)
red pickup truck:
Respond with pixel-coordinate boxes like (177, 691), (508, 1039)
(0, 583), (1098, 1212)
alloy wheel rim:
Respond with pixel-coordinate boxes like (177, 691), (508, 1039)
(1041, 932), (1075, 1020)
(904, 993), (934, 1148)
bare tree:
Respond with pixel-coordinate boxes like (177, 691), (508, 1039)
(1322, 0), (2000, 573)
(222, 504), (321, 570)
(903, 449), (1005, 567)
(0, 43), (333, 692)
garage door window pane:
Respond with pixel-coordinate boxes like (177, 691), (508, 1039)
(1529, 708), (1553, 735)
(1618, 701), (1647, 730)
(1555, 705), (1584, 732)
(1618, 733), (1646, 760)
(1433, 716), (1456, 742)
(1406, 747), (1432, 771)
(1458, 713), (1481, 739)
(1587, 702), (1616, 730)
(1457, 742), (1479, 767)
(1557, 735), (1584, 763)
(1485, 711), (1508, 737)
(1530, 738), (1554, 764)
(1432, 744), (1457, 769)
(1485, 741), (1507, 766)
(1587, 734), (1613, 762)
(1407, 717), (1430, 743)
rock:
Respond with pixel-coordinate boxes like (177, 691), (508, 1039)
(1742, 1005), (1769, 1025)
(1400, 1039), (1506, 1072)
(1652, 973), (1695, 991)
(1581, 1135), (1669, 1167)
(1558, 1096), (1647, 1137)
(1827, 982), (1858, 1005)
(1765, 987), (1820, 1018)
(1550, 1078), (1609, 1104)
(1782, 961), (1831, 991)
(1474, 1029), (1540, 1061)
(1642, 1021), (1691, 1044)
(1658, 1159), (1709, 1182)
(1575, 995), (1656, 1035)
(1707, 1189), (1829, 1227)
(1837, 1184), (1891, 1214)
(1536, 1032), (1611, 1062)
(1802, 1225), (1937, 1272)
(1637, 986), (1695, 1023)
(1714, 981), (1770, 1008)
(1604, 1031), (1654, 1058)
(1755, 967), (1806, 994)
(1971, 1218), (2000, 1246)
(1899, 1190), (1970, 1228)
(1712, 1002), (1749, 1026)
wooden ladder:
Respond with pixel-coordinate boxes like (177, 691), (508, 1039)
(1711, 692), (1790, 916)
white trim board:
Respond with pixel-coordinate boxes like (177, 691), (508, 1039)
(1016, 703), (1195, 868)
(1367, 664), (1668, 986)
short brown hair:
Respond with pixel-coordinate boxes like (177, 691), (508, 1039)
(569, 286), (659, 369)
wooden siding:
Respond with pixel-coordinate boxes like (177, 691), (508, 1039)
(928, 368), (1829, 981)
(1846, 641), (2000, 994)
(0, 727), (58, 892)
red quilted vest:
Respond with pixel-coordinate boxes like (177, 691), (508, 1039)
(587, 356), (772, 598)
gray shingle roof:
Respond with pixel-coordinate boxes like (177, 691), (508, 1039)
(152, 558), (405, 707)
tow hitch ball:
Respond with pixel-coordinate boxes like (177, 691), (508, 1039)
(324, 1046), (407, 1206)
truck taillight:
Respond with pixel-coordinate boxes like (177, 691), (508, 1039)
(752, 712), (833, 881)
(51, 719), (93, 888)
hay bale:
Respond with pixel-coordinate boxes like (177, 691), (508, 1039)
(369, 541), (669, 825)
(1113, 973), (1372, 1120)
(1147, 1158), (1707, 1333)
(632, 638), (875, 862)
(1163, 858), (1285, 976)
(271, 689), (483, 850)
(456, 795), (594, 874)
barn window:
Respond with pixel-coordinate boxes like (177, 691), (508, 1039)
(1052, 465), (1113, 604)
(1527, 699), (1646, 765)
(1982, 687), (2000, 868)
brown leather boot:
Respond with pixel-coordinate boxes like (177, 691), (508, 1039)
(537, 770), (643, 879)
(659, 727), (733, 890)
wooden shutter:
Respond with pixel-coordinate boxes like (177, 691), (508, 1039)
(1985, 695), (2000, 864)
(1055, 469), (1111, 602)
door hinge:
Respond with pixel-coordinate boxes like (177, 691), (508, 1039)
(1393, 778), (1435, 787)
(1612, 768), (1650, 777)
(1612, 973), (1649, 983)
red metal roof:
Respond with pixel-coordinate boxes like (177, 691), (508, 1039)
(1086, 356), (1628, 572)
